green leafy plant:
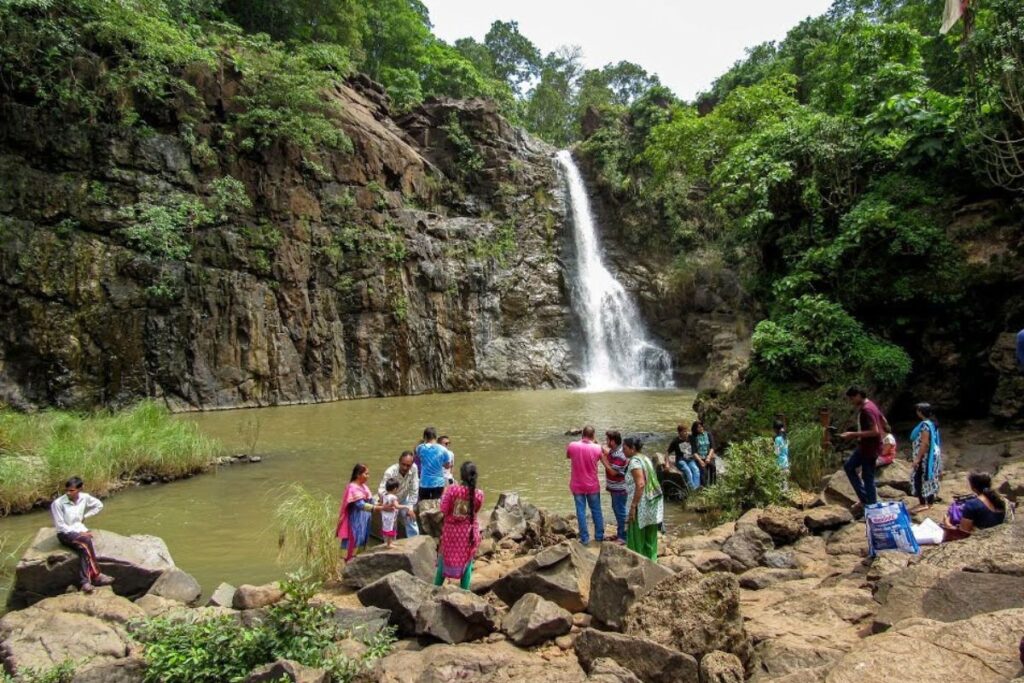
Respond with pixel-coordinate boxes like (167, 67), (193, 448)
(209, 177), (252, 221)
(696, 437), (787, 519)
(0, 659), (76, 683)
(118, 198), (212, 260)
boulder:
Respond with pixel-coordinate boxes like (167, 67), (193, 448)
(825, 522), (868, 557)
(738, 567), (803, 590)
(865, 551), (912, 583)
(659, 555), (701, 576)
(415, 499), (444, 539)
(921, 513), (1024, 575)
(588, 543), (673, 630)
(372, 640), (588, 682)
(735, 508), (764, 529)
(825, 608), (1024, 683)
(357, 571), (436, 636)
(0, 589), (143, 674)
(574, 628), (699, 683)
(491, 541), (596, 613)
(721, 525), (774, 571)
(207, 582), (236, 608)
(486, 491), (530, 540)
(414, 588), (499, 644)
(872, 460), (913, 493)
(327, 606), (391, 637)
(699, 651), (744, 683)
(135, 594), (186, 618)
(342, 535), (437, 589)
(244, 659), (329, 683)
(146, 567), (202, 606)
(803, 506), (854, 532)
(586, 658), (643, 683)
(761, 550), (798, 570)
(623, 571), (752, 666)
(233, 582), (284, 610)
(10, 528), (175, 608)
(684, 550), (740, 574)
(502, 593), (572, 647)
(756, 507), (808, 545)
(821, 470), (858, 508)
(872, 564), (1024, 632)
(70, 655), (147, 683)
(995, 460), (1024, 501)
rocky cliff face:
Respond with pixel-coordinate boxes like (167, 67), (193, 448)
(0, 75), (576, 409)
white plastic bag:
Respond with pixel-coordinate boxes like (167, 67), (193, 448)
(911, 517), (944, 545)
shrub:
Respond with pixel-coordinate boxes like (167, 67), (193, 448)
(133, 574), (395, 683)
(118, 198), (212, 260)
(0, 660), (76, 683)
(696, 437), (786, 519)
(786, 424), (840, 491)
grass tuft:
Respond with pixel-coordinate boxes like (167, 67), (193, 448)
(274, 484), (342, 583)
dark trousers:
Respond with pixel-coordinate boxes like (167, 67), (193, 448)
(57, 532), (100, 587)
(700, 461), (717, 487)
(843, 448), (877, 505)
(913, 466), (935, 505)
(418, 486), (444, 501)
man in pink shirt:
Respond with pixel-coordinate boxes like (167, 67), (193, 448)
(567, 425), (605, 544)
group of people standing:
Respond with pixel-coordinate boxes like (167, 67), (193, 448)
(566, 426), (665, 561)
(335, 427), (483, 589)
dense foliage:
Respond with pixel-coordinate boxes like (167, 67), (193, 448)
(578, 0), (1024, 433)
(697, 437), (787, 519)
(132, 574), (395, 682)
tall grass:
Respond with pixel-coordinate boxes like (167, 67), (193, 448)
(0, 401), (221, 514)
(274, 484), (341, 582)
(788, 424), (839, 491)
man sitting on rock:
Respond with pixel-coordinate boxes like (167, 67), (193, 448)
(50, 476), (115, 593)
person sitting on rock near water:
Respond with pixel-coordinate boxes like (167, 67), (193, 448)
(942, 471), (1007, 542)
(436, 461), (484, 590)
(566, 425), (605, 545)
(50, 476), (115, 594)
(623, 437), (663, 561)
(840, 386), (888, 513)
(690, 420), (717, 487)
(668, 423), (700, 491)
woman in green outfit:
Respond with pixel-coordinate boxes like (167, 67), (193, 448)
(623, 436), (664, 561)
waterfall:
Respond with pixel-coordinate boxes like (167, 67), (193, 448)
(556, 150), (674, 390)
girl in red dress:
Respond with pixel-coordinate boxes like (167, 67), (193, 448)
(435, 461), (484, 590)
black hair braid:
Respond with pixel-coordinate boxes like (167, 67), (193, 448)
(461, 461), (478, 546)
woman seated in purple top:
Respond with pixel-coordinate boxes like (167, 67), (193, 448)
(942, 471), (1007, 542)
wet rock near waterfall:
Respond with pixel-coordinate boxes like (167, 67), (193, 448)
(491, 540), (596, 613)
(501, 593), (572, 647)
(343, 535), (437, 589)
(574, 628), (699, 683)
(0, 589), (144, 676)
(146, 567), (202, 606)
(587, 542), (673, 630)
(9, 528), (175, 609)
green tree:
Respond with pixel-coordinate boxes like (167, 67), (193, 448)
(524, 46), (583, 146)
(484, 20), (542, 90)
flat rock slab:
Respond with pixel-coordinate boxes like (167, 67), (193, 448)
(574, 628), (698, 683)
(826, 608), (1024, 683)
(10, 527), (175, 608)
(372, 640), (588, 682)
(343, 535), (437, 589)
(873, 564), (1024, 632)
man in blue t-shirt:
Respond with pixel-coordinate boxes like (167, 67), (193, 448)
(415, 426), (453, 501)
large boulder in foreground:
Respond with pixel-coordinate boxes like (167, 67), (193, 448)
(357, 571), (436, 636)
(146, 567), (202, 606)
(622, 571), (752, 666)
(342, 535), (437, 589)
(0, 589), (143, 674)
(414, 587), (499, 644)
(574, 628), (698, 683)
(872, 564), (1024, 632)
(10, 528), (176, 608)
(825, 608), (1024, 683)
(491, 541), (596, 613)
(502, 593), (572, 647)
(372, 640), (587, 682)
(588, 543), (673, 630)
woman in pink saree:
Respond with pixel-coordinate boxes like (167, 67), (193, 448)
(435, 461), (484, 590)
(336, 463), (386, 562)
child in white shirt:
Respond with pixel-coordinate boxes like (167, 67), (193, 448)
(381, 479), (414, 547)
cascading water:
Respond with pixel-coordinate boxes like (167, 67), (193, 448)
(556, 150), (674, 390)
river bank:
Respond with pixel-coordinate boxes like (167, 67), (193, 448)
(3, 442), (1024, 682)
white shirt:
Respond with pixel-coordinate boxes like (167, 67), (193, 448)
(378, 463), (419, 506)
(50, 493), (103, 534)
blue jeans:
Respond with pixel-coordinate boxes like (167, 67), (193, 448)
(398, 502), (419, 536)
(573, 492), (604, 544)
(844, 448), (877, 505)
(609, 493), (628, 542)
(677, 459), (701, 490)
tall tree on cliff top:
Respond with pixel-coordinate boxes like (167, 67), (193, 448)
(524, 46), (584, 146)
(483, 20), (542, 91)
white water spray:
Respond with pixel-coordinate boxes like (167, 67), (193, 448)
(556, 150), (674, 390)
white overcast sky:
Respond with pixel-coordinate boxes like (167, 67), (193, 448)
(423, 0), (835, 100)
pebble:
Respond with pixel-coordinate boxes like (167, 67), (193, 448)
(555, 635), (575, 651)
(572, 612), (592, 628)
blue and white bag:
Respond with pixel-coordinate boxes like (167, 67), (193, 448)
(864, 500), (920, 556)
